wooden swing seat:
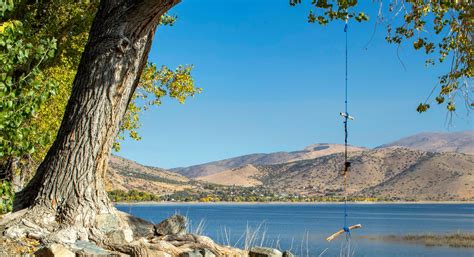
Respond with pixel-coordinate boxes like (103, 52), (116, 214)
(326, 224), (362, 242)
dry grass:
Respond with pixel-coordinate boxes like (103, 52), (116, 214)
(0, 236), (40, 256)
(361, 232), (474, 248)
(188, 218), (207, 235)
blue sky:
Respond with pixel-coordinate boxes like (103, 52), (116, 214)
(116, 0), (472, 168)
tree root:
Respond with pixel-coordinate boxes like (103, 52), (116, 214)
(102, 239), (152, 257)
(1, 208), (247, 257)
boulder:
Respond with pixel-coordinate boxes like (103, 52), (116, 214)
(106, 229), (133, 244)
(95, 213), (121, 234)
(156, 252), (173, 257)
(155, 215), (187, 236)
(71, 240), (115, 256)
(118, 211), (155, 238)
(282, 250), (295, 257)
(249, 247), (283, 257)
(35, 244), (75, 257)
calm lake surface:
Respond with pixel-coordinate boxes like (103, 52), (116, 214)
(116, 203), (473, 257)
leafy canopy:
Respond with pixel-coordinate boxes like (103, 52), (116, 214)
(0, 8), (58, 159)
(291, 0), (472, 114)
(0, 1), (201, 165)
(0, 1), (200, 213)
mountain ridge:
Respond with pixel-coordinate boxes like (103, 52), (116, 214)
(377, 131), (473, 154)
(173, 143), (367, 178)
(107, 131), (473, 201)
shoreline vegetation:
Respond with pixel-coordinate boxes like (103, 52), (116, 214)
(107, 189), (473, 204)
(361, 233), (474, 248)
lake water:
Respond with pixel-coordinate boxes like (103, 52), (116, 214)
(116, 203), (474, 257)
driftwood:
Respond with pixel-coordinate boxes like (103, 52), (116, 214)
(326, 224), (362, 242)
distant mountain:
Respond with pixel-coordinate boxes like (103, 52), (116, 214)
(106, 148), (473, 201)
(175, 131), (473, 179)
(106, 131), (474, 201)
(378, 131), (473, 155)
(173, 144), (366, 178)
(232, 148), (474, 201)
(106, 155), (192, 195)
(197, 164), (262, 187)
(359, 151), (474, 200)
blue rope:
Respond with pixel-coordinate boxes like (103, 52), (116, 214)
(343, 20), (349, 237)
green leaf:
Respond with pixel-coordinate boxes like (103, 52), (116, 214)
(416, 103), (430, 113)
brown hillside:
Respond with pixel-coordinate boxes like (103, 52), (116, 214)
(173, 143), (366, 178)
(360, 152), (474, 201)
(106, 155), (192, 195)
(241, 148), (472, 201)
(258, 148), (429, 196)
(104, 131), (474, 201)
(197, 164), (262, 187)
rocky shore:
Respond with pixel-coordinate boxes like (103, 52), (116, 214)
(0, 212), (294, 257)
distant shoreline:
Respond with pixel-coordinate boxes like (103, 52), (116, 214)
(115, 200), (474, 205)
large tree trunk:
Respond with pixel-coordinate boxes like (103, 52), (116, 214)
(9, 0), (180, 242)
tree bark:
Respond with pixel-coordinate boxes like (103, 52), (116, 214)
(13, 0), (180, 234)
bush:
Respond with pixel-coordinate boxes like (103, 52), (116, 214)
(0, 180), (14, 214)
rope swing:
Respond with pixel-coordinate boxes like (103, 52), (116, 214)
(326, 17), (362, 243)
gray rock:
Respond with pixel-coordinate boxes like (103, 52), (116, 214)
(154, 215), (187, 236)
(282, 250), (295, 257)
(156, 252), (172, 257)
(35, 244), (75, 257)
(118, 210), (155, 238)
(106, 229), (133, 244)
(71, 240), (114, 256)
(95, 213), (121, 234)
(249, 247), (283, 257)
(179, 249), (216, 257)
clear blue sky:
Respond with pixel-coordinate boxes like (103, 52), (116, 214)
(116, 0), (472, 168)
